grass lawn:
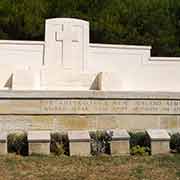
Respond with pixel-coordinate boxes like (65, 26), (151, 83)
(0, 154), (180, 180)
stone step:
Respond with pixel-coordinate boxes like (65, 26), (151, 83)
(68, 130), (91, 156)
(111, 129), (130, 155)
(146, 129), (170, 155)
(40, 67), (99, 90)
(27, 131), (50, 155)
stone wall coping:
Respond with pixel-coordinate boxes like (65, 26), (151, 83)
(0, 40), (44, 45)
(68, 131), (90, 142)
(46, 18), (89, 25)
(146, 129), (170, 141)
(90, 43), (151, 50)
(28, 131), (50, 142)
(111, 129), (130, 141)
(150, 57), (180, 62)
(1, 90), (180, 99)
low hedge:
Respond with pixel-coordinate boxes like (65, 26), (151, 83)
(170, 133), (180, 153)
(5, 131), (180, 156)
(90, 130), (112, 155)
(129, 132), (151, 155)
(7, 132), (28, 156)
(50, 132), (69, 156)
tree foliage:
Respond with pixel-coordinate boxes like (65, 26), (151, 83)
(0, 0), (180, 56)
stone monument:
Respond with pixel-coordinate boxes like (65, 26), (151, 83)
(0, 18), (179, 132)
(111, 129), (130, 155)
(146, 129), (170, 155)
(28, 131), (51, 155)
(68, 131), (91, 156)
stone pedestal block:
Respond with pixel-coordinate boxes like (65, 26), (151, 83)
(13, 69), (40, 90)
(68, 131), (90, 156)
(111, 129), (130, 155)
(28, 131), (50, 155)
(97, 72), (122, 91)
(0, 133), (7, 155)
(40, 67), (99, 90)
(146, 129), (170, 155)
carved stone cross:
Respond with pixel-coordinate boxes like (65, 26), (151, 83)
(55, 23), (80, 66)
(45, 18), (89, 70)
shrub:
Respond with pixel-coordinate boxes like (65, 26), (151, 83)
(129, 132), (150, 148)
(50, 133), (69, 156)
(170, 133), (180, 153)
(8, 132), (28, 156)
(90, 130), (112, 155)
(129, 132), (151, 155)
(130, 145), (150, 156)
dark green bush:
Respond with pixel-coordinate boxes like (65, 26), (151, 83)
(170, 133), (180, 153)
(129, 132), (151, 155)
(8, 132), (28, 156)
(90, 130), (112, 155)
(50, 133), (69, 156)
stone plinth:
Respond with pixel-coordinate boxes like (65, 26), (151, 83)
(97, 72), (122, 91)
(28, 131), (50, 155)
(0, 133), (7, 155)
(111, 129), (130, 155)
(146, 129), (170, 155)
(13, 69), (40, 90)
(40, 67), (98, 90)
(0, 91), (180, 132)
(68, 131), (90, 156)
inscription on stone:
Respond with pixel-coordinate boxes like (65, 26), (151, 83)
(40, 99), (180, 114)
(0, 99), (180, 114)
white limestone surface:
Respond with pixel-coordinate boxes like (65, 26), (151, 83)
(44, 18), (89, 71)
(68, 131), (90, 142)
(0, 132), (7, 142)
(0, 18), (179, 92)
(98, 72), (122, 91)
(28, 131), (50, 142)
(0, 40), (44, 67)
(111, 129), (130, 140)
(13, 69), (40, 90)
(146, 129), (170, 141)
(40, 66), (99, 90)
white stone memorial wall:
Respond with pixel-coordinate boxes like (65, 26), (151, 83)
(0, 18), (179, 91)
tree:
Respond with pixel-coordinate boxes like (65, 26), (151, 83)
(0, 0), (179, 56)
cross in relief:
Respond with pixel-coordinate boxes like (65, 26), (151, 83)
(55, 23), (80, 66)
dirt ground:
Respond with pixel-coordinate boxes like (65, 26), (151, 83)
(0, 154), (180, 180)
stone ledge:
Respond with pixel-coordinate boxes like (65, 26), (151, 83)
(90, 43), (151, 50)
(68, 131), (90, 142)
(28, 131), (50, 142)
(146, 129), (170, 141)
(1, 90), (180, 99)
(111, 129), (130, 141)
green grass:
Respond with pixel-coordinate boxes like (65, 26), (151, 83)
(0, 154), (180, 180)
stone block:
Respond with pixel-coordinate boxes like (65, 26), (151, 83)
(13, 69), (40, 90)
(0, 65), (13, 90)
(111, 129), (130, 155)
(40, 67), (98, 90)
(146, 129), (170, 155)
(97, 72), (122, 91)
(28, 131), (50, 155)
(68, 130), (90, 156)
(124, 66), (180, 92)
(44, 18), (89, 70)
(0, 133), (7, 155)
